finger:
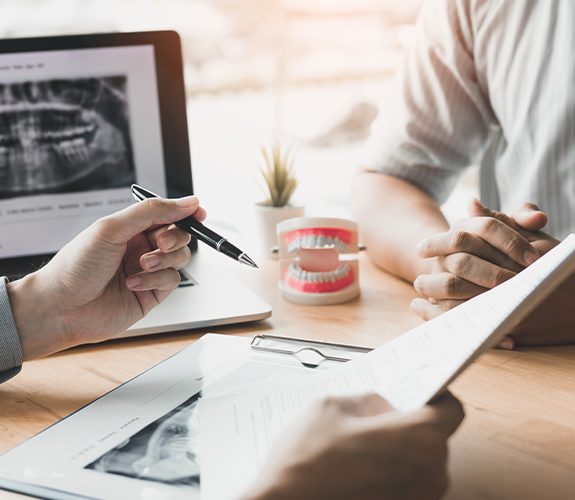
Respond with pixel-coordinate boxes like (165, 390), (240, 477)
(470, 198), (548, 238)
(441, 253), (516, 289)
(497, 335), (516, 350)
(512, 203), (548, 232)
(194, 206), (208, 222)
(419, 392), (465, 437)
(417, 231), (525, 273)
(367, 392), (464, 438)
(467, 197), (491, 217)
(414, 272), (487, 300)
(140, 246), (191, 271)
(146, 224), (169, 247)
(410, 298), (465, 320)
(457, 217), (539, 266)
(467, 197), (519, 228)
(96, 196), (204, 245)
(325, 394), (394, 418)
(126, 268), (181, 291)
(150, 225), (192, 252)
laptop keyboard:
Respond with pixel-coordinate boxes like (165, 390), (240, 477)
(178, 269), (196, 287)
(6, 269), (195, 287)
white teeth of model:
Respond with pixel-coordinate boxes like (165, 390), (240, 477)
(317, 235), (326, 247)
(288, 263), (299, 278)
(308, 235), (317, 248)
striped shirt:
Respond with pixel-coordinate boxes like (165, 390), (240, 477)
(365, 0), (575, 239)
(0, 277), (22, 383)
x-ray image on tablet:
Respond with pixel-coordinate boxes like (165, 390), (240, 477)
(86, 391), (202, 488)
(0, 76), (135, 199)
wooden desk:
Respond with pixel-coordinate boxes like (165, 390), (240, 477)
(1, 254), (574, 499)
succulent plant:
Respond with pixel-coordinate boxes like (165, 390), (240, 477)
(259, 143), (298, 207)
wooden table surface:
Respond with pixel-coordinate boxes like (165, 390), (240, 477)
(1, 253), (574, 499)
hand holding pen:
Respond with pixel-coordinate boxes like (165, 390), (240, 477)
(131, 184), (258, 268)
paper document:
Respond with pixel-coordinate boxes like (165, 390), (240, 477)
(199, 234), (575, 500)
(0, 334), (352, 500)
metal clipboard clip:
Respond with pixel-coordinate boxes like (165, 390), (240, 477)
(250, 334), (372, 369)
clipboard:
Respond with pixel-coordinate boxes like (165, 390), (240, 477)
(250, 334), (372, 368)
(0, 332), (370, 500)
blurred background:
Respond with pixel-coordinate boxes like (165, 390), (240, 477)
(0, 0), (475, 238)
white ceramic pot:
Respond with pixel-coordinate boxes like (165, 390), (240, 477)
(254, 202), (305, 258)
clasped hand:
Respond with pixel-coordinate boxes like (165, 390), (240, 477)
(411, 199), (560, 347)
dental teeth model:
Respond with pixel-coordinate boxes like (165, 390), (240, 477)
(277, 217), (360, 305)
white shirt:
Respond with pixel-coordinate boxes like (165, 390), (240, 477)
(366, 0), (575, 239)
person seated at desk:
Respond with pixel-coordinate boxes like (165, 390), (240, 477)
(0, 195), (463, 499)
(351, 0), (575, 348)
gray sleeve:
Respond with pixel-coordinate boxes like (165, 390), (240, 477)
(0, 277), (23, 383)
(364, 0), (495, 203)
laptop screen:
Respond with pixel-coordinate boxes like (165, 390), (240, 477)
(0, 44), (168, 259)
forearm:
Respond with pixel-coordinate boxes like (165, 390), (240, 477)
(350, 172), (449, 282)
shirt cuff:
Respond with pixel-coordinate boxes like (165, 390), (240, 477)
(0, 277), (23, 383)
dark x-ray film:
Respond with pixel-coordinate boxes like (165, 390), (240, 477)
(86, 392), (202, 488)
(0, 77), (135, 198)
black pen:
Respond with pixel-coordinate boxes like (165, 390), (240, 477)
(131, 184), (258, 268)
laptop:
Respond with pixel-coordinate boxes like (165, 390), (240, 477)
(0, 31), (271, 337)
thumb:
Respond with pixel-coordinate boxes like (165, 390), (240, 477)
(325, 394), (394, 418)
(468, 197), (526, 230)
(467, 197), (492, 217)
(512, 203), (548, 231)
(95, 196), (202, 245)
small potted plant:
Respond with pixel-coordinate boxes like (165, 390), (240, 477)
(254, 142), (304, 257)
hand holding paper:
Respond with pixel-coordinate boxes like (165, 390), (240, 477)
(244, 393), (463, 500)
